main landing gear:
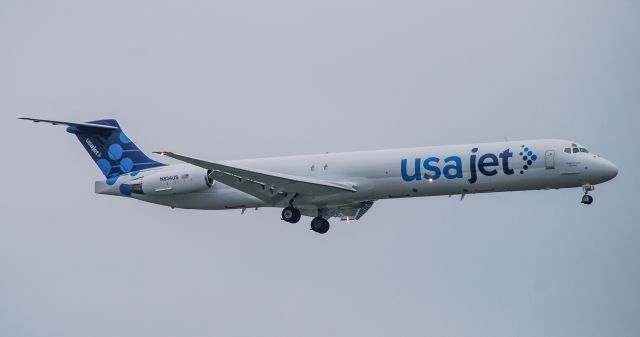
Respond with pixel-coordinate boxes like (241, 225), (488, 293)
(581, 184), (594, 205)
(281, 207), (330, 234)
(281, 206), (301, 223)
(310, 217), (330, 234)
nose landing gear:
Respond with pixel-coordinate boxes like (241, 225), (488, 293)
(581, 184), (594, 205)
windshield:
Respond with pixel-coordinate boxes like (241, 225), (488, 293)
(564, 144), (589, 154)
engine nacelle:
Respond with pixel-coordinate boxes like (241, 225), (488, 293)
(129, 166), (213, 195)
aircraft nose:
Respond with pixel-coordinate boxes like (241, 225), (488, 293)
(599, 158), (618, 182)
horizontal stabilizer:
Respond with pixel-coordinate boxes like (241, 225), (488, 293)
(18, 117), (119, 131)
(21, 117), (164, 177)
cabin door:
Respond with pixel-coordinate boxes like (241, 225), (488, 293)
(545, 150), (555, 169)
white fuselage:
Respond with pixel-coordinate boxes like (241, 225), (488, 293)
(96, 139), (618, 216)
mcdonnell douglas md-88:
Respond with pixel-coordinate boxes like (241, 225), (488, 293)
(20, 118), (618, 234)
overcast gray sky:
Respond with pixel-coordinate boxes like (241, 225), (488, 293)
(1, 0), (639, 336)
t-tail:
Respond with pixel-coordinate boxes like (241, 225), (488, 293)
(19, 118), (165, 177)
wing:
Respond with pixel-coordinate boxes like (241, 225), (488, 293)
(334, 200), (375, 221)
(154, 151), (357, 204)
(354, 200), (374, 220)
(300, 200), (375, 221)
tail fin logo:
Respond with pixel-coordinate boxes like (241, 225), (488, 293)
(85, 138), (102, 158)
(67, 119), (165, 177)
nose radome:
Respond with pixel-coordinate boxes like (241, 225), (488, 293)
(601, 159), (618, 181)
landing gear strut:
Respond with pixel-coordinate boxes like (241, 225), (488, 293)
(581, 184), (594, 205)
(281, 206), (301, 223)
(310, 217), (330, 234)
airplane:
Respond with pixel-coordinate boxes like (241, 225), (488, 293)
(19, 117), (618, 234)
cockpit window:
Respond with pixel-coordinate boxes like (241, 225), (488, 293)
(565, 144), (589, 154)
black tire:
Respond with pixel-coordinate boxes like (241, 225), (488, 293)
(318, 220), (330, 234)
(282, 206), (301, 223)
(311, 217), (330, 234)
(582, 195), (594, 205)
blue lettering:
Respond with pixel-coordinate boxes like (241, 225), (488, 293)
(469, 148), (478, 184)
(400, 147), (516, 184)
(401, 158), (421, 181)
(499, 149), (514, 175)
(478, 153), (499, 176)
(423, 157), (441, 180)
(443, 156), (463, 179)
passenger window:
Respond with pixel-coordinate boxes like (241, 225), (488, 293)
(564, 148), (571, 154)
(572, 148), (579, 153)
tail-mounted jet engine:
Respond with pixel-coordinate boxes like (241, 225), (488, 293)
(128, 167), (214, 195)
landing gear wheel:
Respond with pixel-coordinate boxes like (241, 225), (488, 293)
(310, 217), (330, 234)
(581, 194), (593, 205)
(281, 206), (301, 223)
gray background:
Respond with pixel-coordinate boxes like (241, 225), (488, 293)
(1, 0), (638, 336)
